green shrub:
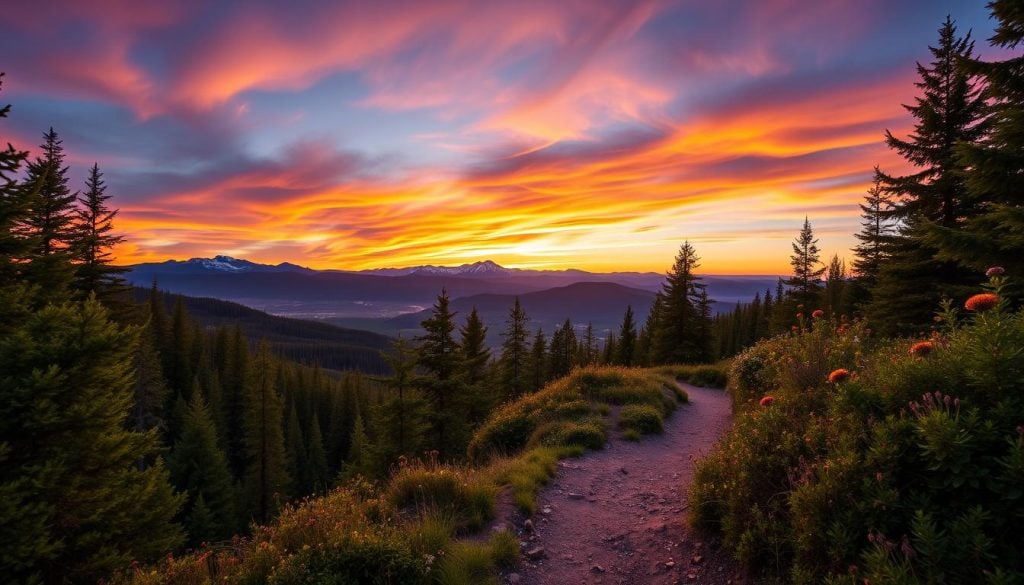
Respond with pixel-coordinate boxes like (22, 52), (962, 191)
(385, 462), (495, 532)
(618, 404), (664, 435)
(691, 278), (1024, 583)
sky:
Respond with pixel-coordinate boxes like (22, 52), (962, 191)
(0, 0), (1000, 274)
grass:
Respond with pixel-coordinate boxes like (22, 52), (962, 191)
(619, 403), (664, 435)
(114, 365), (712, 585)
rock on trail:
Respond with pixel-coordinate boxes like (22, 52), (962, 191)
(511, 383), (744, 585)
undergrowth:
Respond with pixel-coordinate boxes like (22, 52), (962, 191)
(691, 273), (1024, 584)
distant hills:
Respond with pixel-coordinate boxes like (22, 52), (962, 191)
(125, 257), (779, 340)
(134, 288), (393, 373)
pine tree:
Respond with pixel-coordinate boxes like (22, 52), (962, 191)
(527, 328), (548, 392)
(547, 318), (577, 380)
(72, 164), (126, 300)
(602, 332), (617, 364)
(306, 414), (329, 493)
(285, 402), (309, 497)
(417, 289), (465, 458)
(21, 128), (76, 303)
(653, 241), (711, 363)
(822, 255), (847, 316)
(168, 393), (236, 544)
(0, 298), (183, 583)
(785, 217), (825, 309)
(0, 74), (35, 300)
(499, 298), (529, 399)
(577, 322), (597, 366)
(242, 342), (289, 524)
(926, 3), (1024, 299)
(344, 413), (374, 479)
(616, 305), (637, 366)
(870, 18), (989, 332)
(637, 293), (664, 365)
(374, 337), (428, 472)
(326, 372), (360, 473)
(852, 174), (893, 291)
(459, 307), (493, 424)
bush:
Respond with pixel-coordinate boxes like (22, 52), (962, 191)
(385, 460), (495, 532)
(618, 404), (664, 435)
(691, 277), (1024, 583)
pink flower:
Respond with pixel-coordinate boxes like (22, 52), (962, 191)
(759, 396), (775, 407)
(828, 368), (851, 384)
(986, 266), (1005, 277)
(909, 341), (935, 358)
(812, 309), (825, 319)
(965, 293), (999, 312)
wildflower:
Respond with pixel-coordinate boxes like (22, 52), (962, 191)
(964, 293), (999, 312)
(986, 266), (1005, 277)
(759, 396), (775, 407)
(908, 341), (934, 358)
(796, 312), (804, 319)
(812, 309), (824, 319)
(828, 368), (851, 384)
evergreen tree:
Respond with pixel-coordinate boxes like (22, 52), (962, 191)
(926, 3), (1024, 299)
(21, 128), (75, 303)
(822, 255), (847, 316)
(0, 74), (35, 302)
(637, 293), (664, 365)
(652, 241), (711, 363)
(0, 298), (183, 583)
(577, 322), (597, 366)
(785, 217), (825, 309)
(499, 298), (529, 399)
(285, 402), (309, 497)
(527, 328), (548, 392)
(344, 413), (374, 479)
(326, 372), (360, 473)
(459, 307), (493, 424)
(616, 305), (637, 366)
(374, 337), (429, 471)
(851, 174), (893, 290)
(306, 414), (329, 493)
(547, 318), (577, 380)
(242, 342), (289, 524)
(168, 393), (236, 544)
(602, 332), (617, 364)
(870, 18), (989, 332)
(416, 289), (465, 458)
(72, 164), (126, 300)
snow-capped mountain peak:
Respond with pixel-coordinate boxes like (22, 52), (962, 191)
(409, 260), (513, 277)
(185, 255), (254, 272)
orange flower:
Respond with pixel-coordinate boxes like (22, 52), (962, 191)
(964, 293), (999, 312)
(759, 395), (775, 407)
(909, 341), (935, 357)
(812, 309), (825, 319)
(828, 368), (851, 384)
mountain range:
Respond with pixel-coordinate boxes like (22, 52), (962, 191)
(125, 256), (779, 339)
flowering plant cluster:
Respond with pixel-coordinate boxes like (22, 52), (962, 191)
(692, 268), (1024, 583)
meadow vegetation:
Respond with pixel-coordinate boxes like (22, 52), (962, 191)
(691, 273), (1024, 583)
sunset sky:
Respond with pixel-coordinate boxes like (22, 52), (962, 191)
(1, 0), (997, 274)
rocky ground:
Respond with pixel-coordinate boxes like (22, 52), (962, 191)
(496, 382), (744, 585)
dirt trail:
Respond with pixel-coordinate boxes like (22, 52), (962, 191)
(510, 383), (743, 585)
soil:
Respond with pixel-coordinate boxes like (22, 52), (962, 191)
(500, 382), (746, 585)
